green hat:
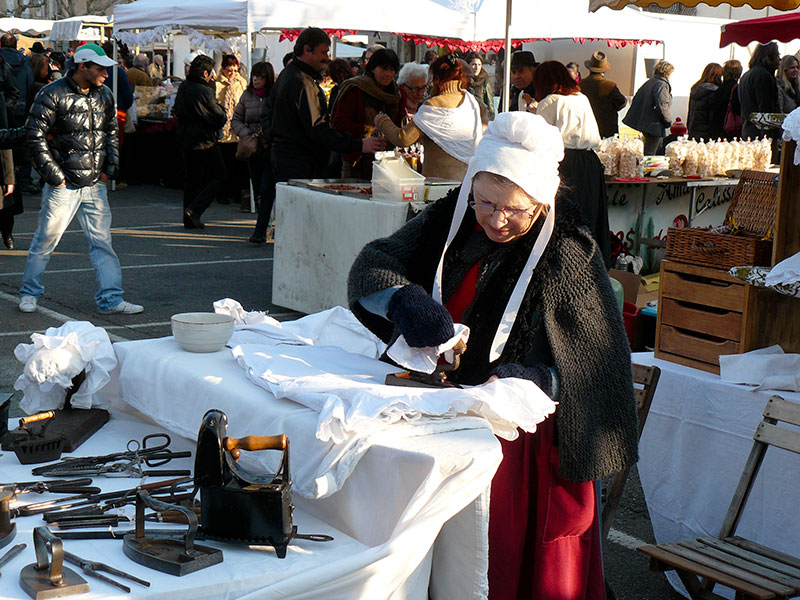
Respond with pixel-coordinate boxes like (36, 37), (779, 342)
(73, 43), (116, 67)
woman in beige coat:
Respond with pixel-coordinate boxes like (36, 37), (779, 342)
(374, 54), (484, 181)
(216, 54), (248, 205)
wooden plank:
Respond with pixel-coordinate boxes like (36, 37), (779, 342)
(661, 271), (745, 312)
(683, 540), (800, 590)
(700, 538), (800, 582)
(763, 396), (800, 428)
(632, 363), (656, 387)
(602, 466), (629, 541)
(742, 284), (800, 356)
(754, 423), (800, 455)
(660, 297), (743, 341)
(662, 260), (744, 283)
(728, 537), (800, 572)
(658, 543), (794, 596)
(659, 325), (740, 366)
(638, 544), (776, 599)
(773, 140), (800, 265)
(653, 348), (721, 374)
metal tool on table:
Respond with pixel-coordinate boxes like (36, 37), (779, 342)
(123, 491), (222, 576)
(1, 479), (99, 497)
(31, 433), (191, 478)
(0, 543), (27, 577)
(62, 550), (150, 593)
(19, 527), (89, 600)
(194, 409), (332, 558)
(0, 487), (17, 548)
(1, 370), (110, 464)
(384, 339), (467, 389)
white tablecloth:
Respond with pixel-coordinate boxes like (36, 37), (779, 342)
(272, 184), (413, 314)
(634, 352), (800, 599)
(94, 335), (503, 599)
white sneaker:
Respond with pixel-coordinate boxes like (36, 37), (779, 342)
(19, 295), (37, 313)
(102, 300), (144, 315)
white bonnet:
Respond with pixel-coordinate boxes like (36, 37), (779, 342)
(433, 112), (565, 362)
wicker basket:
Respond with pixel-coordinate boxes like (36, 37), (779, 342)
(665, 170), (779, 270)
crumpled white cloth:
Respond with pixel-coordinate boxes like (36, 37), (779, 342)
(413, 92), (483, 164)
(782, 106), (800, 166)
(231, 342), (556, 444)
(387, 324), (470, 374)
(14, 321), (116, 413)
(229, 305), (388, 360)
(719, 345), (800, 392)
(764, 251), (800, 287)
(213, 297), (280, 325)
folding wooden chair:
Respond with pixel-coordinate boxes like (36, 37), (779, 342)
(638, 395), (800, 600)
(601, 363), (661, 540)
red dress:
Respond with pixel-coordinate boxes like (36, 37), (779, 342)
(445, 256), (606, 600)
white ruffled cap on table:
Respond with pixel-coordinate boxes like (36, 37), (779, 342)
(433, 112), (565, 362)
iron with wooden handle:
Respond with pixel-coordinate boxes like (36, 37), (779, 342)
(19, 411), (55, 426)
(224, 435), (287, 459)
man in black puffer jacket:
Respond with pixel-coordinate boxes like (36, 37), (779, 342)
(19, 43), (143, 315)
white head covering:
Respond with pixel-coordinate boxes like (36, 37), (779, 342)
(184, 50), (206, 66)
(432, 112), (565, 362)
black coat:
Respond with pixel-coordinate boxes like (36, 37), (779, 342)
(25, 69), (119, 188)
(581, 73), (626, 138)
(173, 74), (228, 151)
(708, 79), (737, 140)
(269, 59), (360, 173)
(738, 64), (778, 139)
(623, 76), (672, 137)
(687, 82), (718, 141)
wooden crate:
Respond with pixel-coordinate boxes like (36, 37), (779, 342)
(655, 260), (800, 373)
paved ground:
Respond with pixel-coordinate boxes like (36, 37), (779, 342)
(0, 183), (684, 599)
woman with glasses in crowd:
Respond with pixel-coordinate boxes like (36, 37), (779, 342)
(397, 62), (428, 115)
(348, 111), (637, 600)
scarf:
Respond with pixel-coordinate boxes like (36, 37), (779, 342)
(329, 74), (401, 118)
(413, 92), (483, 164)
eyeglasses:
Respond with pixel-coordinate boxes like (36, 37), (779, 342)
(402, 83), (427, 94)
(468, 197), (541, 222)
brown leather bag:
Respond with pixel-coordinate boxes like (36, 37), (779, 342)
(235, 133), (265, 161)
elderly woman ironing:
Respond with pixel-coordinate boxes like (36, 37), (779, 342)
(348, 112), (637, 599)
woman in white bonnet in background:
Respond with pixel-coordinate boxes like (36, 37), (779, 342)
(348, 112), (638, 599)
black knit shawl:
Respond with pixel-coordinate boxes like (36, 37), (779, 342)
(348, 188), (638, 482)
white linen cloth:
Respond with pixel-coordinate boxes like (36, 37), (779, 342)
(764, 250), (800, 287)
(213, 297), (280, 325)
(387, 323), (470, 374)
(434, 112), (564, 361)
(535, 93), (602, 150)
(413, 92), (483, 164)
(14, 321), (116, 413)
(781, 105), (800, 165)
(719, 345), (800, 392)
(231, 341), (555, 445)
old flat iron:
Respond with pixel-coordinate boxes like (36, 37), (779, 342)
(385, 339), (466, 389)
(19, 527), (89, 600)
(123, 491), (222, 576)
(194, 409), (332, 558)
(0, 487), (17, 549)
(2, 370), (110, 464)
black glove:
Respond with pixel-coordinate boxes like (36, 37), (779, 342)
(491, 362), (553, 397)
(387, 284), (455, 348)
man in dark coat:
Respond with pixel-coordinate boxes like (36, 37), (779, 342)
(580, 51), (626, 139)
(504, 50), (536, 112)
(20, 43), (143, 315)
(0, 33), (35, 194)
(268, 27), (384, 182)
(173, 54), (228, 229)
(738, 42), (780, 140)
(0, 52), (21, 249)
(623, 60), (674, 155)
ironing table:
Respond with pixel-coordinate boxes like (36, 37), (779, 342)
(0, 330), (503, 599)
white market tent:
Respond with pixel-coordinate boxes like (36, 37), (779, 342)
(0, 17), (54, 36)
(50, 15), (113, 43)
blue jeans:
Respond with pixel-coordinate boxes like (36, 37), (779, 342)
(20, 182), (125, 312)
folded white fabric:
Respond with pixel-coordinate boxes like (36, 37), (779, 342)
(387, 324), (470, 374)
(229, 305), (388, 360)
(764, 251), (800, 287)
(719, 345), (800, 392)
(14, 321), (117, 413)
(231, 342), (556, 444)
(213, 297), (280, 326)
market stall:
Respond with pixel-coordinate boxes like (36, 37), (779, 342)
(49, 15), (113, 44)
(0, 18), (54, 36)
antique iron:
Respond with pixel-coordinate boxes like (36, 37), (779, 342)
(122, 491), (222, 576)
(19, 527), (89, 600)
(194, 409), (296, 557)
(384, 339), (466, 389)
(0, 487), (17, 549)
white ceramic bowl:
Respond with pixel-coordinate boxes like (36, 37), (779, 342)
(171, 312), (234, 353)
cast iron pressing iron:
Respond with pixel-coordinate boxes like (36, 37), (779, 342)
(1, 370), (110, 464)
(194, 409), (332, 558)
(19, 527), (89, 600)
(0, 487), (17, 548)
(385, 339), (466, 389)
(122, 491), (222, 576)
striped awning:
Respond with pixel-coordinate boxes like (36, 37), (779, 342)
(590, 0), (799, 11)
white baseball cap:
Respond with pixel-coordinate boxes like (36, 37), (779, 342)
(73, 43), (116, 68)
(183, 51), (207, 66)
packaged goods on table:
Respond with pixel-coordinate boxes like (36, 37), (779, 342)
(664, 136), (772, 177)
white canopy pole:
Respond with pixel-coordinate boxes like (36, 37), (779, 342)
(502, 0), (512, 113)
(246, 0), (256, 213)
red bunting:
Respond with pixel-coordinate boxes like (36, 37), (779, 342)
(279, 29), (359, 42)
